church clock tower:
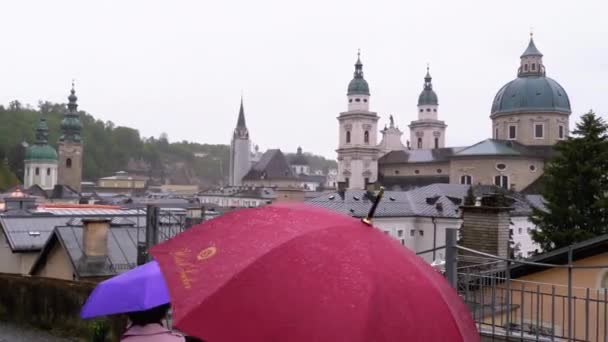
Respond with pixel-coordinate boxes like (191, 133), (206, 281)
(57, 82), (83, 192)
(336, 52), (379, 190)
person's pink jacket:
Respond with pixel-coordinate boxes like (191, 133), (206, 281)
(121, 324), (185, 341)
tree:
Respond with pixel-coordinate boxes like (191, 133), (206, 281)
(530, 111), (608, 251)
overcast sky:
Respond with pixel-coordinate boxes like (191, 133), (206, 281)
(1, 0), (607, 158)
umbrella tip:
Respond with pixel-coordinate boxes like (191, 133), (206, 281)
(362, 187), (385, 226)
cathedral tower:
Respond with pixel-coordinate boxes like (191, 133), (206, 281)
(409, 66), (447, 149)
(24, 115), (58, 190)
(57, 83), (83, 192)
(336, 52), (380, 189)
(229, 98), (251, 186)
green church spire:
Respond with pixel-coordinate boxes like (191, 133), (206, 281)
(60, 81), (83, 143)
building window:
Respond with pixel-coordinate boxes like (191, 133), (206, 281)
(349, 99), (353, 103)
(534, 124), (544, 139)
(364, 130), (370, 144)
(460, 175), (472, 185)
(426, 108), (431, 112)
(345, 178), (349, 188)
(410, 229), (415, 237)
(496, 163), (507, 171)
(420, 109), (423, 112)
(494, 175), (509, 189)
(46, 168), (51, 176)
(433, 109), (437, 112)
(397, 229), (404, 238)
(436, 169), (442, 174)
(495, 127), (499, 139)
(346, 131), (351, 143)
(559, 125), (565, 139)
(518, 227), (522, 234)
(417, 138), (422, 149)
(419, 230), (424, 236)
(394, 170), (400, 175)
(434, 138), (439, 149)
(529, 165), (537, 172)
(364, 177), (369, 185)
(524, 64), (528, 71)
(508, 125), (517, 140)
(66, 158), (72, 168)
(414, 170), (420, 175)
(400, 239), (405, 246)
(532, 63), (536, 70)
(355, 98), (361, 102)
(35, 167), (39, 176)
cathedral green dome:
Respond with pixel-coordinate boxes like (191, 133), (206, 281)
(491, 76), (571, 116)
(25, 144), (58, 161)
(347, 78), (370, 96)
(418, 89), (438, 106)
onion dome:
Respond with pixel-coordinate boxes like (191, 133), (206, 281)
(347, 51), (370, 96)
(60, 82), (83, 142)
(418, 66), (438, 106)
(25, 116), (57, 161)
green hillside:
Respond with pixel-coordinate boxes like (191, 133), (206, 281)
(0, 101), (336, 187)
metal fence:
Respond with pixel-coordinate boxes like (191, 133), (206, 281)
(438, 228), (608, 342)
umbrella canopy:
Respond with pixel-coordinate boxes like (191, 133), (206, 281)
(150, 203), (478, 341)
(80, 261), (170, 319)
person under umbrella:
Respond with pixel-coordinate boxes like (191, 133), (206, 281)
(121, 304), (185, 341)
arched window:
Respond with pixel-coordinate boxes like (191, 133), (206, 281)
(364, 130), (370, 144)
(460, 175), (472, 185)
(35, 167), (40, 176)
(66, 158), (72, 168)
(47, 168), (51, 176)
(494, 175), (509, 189)
(417, 138), (422, 149)
(346, 131), (351, 144)
(524, 64), (528, 71)
(434, 138), (439, 149)
(532, 63), (536, 70)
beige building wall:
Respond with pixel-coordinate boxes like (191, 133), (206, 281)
(34, 244), (75, 281)
(492, 112), (569, 146)
(98, 179), (146, 188)
(380, 162), (450, 178)
(449, 157), (544, 191)
(479, 252), (608, 341)
(0, 236), (21, 274)
(20, 253), (38, 275)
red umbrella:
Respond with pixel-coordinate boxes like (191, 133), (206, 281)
(151, 202), (478, 342)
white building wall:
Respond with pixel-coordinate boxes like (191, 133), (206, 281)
(24, 161), (58, 190)
(372, 216), (462, 263)
(510, 216), (541, 258)
(229, 138), (251, 186)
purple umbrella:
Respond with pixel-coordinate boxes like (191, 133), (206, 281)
(80, 261), (170, 319)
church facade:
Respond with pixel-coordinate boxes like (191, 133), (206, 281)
(338, 35), (571, 192)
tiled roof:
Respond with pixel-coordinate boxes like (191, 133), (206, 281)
(453, 139), (555, 160)
(379, 175), (450, 191)
(307, 184), (542, 219)
(243, 149), (297, 181)
(379, 147), (464, 164)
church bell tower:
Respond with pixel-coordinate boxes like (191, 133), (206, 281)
(57, 82), (83, 192)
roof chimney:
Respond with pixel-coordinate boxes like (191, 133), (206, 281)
(82, 218), (111, 258)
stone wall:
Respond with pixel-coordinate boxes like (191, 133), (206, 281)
(0, 273), (124, 341)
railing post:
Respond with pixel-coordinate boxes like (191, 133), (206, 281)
(145, 204), (160, 263)
(445, 228), (458, 289)
(567, 246), (573, 341)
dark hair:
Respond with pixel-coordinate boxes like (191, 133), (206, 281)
(127, 304), (170, 326)
(185, 337), (205, 342)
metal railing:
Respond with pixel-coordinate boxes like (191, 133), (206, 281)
(442, 228), (608, 342)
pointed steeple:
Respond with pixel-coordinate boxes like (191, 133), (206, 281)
(60, 81), (83, 142)
(237, 96), (247, 129)
(521, 32), (543, 57)
(347, 49), (370, 96)
(418, 65), (438, 106)
(233, 97), (249, 139)
(35, 115), (49, 145)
